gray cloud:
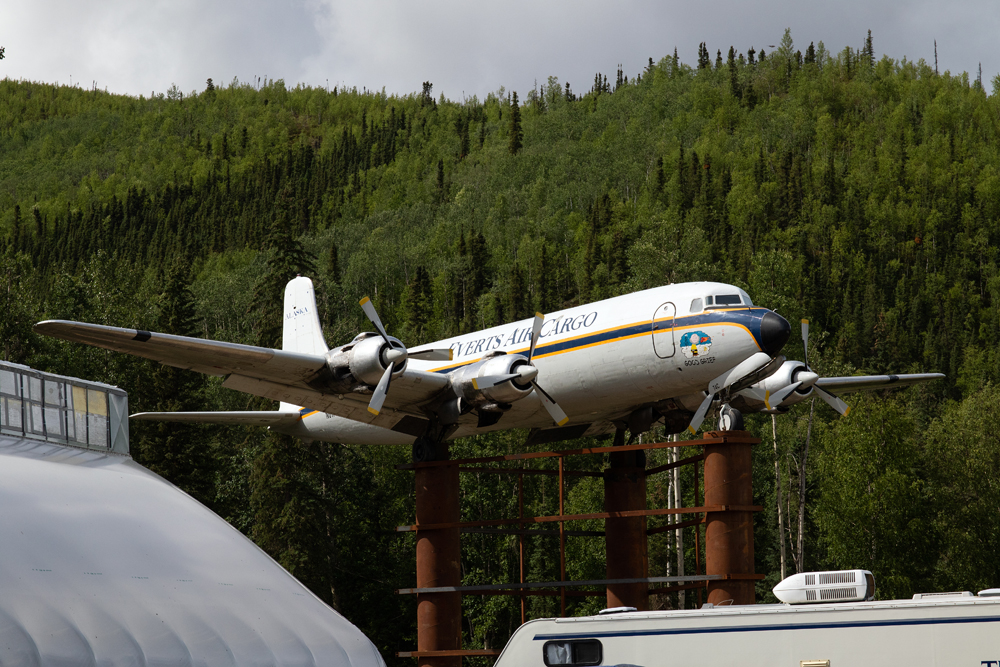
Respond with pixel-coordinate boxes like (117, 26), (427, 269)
(1, 0), (996, 99)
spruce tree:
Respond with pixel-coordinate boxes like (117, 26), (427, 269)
(728, 47), (741, 100)
(436, 159), (445, 203)
(326, 242), (340, 284)
(508, 92), (523, 155)
(250, 197), (317, 349)
(133, 258), (215, 506)
(405, 265), (431, 341)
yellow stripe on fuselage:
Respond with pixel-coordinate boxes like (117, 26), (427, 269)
(426, 309), (763, 373)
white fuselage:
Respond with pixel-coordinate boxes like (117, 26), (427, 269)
(279, 282), (776, 445)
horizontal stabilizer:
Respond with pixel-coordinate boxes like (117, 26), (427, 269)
(131, 411), (303, 426)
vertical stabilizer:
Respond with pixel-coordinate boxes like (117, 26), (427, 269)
(283, 276), (329, 356)
(281, 276), (328, 414)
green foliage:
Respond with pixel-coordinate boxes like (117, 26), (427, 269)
(814, 395), (934, 599)
(132, 259), (215, 505)
(926, 387), (1000, 592)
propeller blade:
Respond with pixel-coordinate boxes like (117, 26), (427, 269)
(815, 386), (850, 416)
(367, 363), (394, 416)
(408, 348), (454, 361)
(687, 392), (715, 435)
(359, 296), (391, 343)
(527, 312), (544, 362)
(766, 381), (802, 410)
(801, 319), (810, 368)
(532, 380), (568, 426)
(708, 352), (775, 394)
(472, 373), (520, 390)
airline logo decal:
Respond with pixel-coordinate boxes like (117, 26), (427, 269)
(680, 330), (713, 358)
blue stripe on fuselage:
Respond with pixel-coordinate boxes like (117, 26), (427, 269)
(431, 308), (770, 374)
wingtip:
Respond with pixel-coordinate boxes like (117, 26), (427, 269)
(33, 319), (64, 333)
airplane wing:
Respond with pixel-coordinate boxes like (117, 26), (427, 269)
(131, 411), (303, 426)
(35, 320), (452, 431)
(35, 320), (326, 383)
(816, 372), (945, 395)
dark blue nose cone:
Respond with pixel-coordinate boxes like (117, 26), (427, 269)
(759, 311), (791, 355)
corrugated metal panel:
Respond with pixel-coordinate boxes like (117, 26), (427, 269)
(0, 434), (385, 667)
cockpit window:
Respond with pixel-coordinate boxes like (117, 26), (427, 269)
(705, 295), (714, 306)
(714, 294), (743, 306)
(690, 298), (703, 313)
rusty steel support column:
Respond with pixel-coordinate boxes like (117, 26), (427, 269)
(415, 444), (462, 667)
(703, 430), (758, 606)
(604, 435), (648, 610)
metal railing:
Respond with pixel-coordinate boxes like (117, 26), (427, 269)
(0, 360), (129, 454)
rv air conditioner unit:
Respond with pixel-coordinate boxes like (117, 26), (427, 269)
(773, 569), (875, 604)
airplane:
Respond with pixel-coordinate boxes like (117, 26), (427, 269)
(34, 277), (944, 461)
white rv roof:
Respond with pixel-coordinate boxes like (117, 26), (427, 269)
(0, 434), (385, 667)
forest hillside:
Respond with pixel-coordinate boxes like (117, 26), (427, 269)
(3, 29), (1000, 662)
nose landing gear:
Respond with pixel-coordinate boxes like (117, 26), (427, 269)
(717, 404), (744, 432)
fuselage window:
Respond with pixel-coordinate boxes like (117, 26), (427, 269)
(542, 639), (603, 666)
(690, 298), (703, 313)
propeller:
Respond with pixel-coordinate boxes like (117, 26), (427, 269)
(688, 352), (777, 434)
(523, 312), (568, 426)
(744, 381), (803, 411)
(473, 365), (539, 391)
(359, 296), (453, 416)
(800, 318), (851, 416)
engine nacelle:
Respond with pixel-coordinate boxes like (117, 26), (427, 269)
(321, 332), (407, 391)
(737, 360), (817, 412)
(451, 353), (534, 407)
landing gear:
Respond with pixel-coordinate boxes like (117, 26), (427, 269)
(412, 437), (439, 463)
(717, 404), (744, 432)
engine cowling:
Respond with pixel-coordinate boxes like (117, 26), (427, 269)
(738, 360), (819, 411)
(321, 332), (407, 391)
(451, 353), (534, 407)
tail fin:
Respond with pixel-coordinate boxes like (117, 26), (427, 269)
(283, 276), (329, 355)
(281, 276), (328, 414)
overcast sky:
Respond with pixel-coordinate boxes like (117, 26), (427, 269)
(2, 0), (997, 100)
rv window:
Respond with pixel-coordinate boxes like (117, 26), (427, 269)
(542, 639), (603, 666)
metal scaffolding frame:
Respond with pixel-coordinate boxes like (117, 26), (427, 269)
(396, 434), (764, 663)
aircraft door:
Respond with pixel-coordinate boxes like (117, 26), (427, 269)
(652, 302), (676, 359)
